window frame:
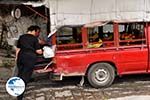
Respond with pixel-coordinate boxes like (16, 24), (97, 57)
(56, 26), (83, 50)
(118, 22), (146, 47)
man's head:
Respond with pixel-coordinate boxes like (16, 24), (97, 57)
(27, 25), (41, 37)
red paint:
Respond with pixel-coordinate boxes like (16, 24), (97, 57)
(35, 22), (150, 77)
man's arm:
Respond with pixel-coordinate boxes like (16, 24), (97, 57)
(38, 38), (46, 45)
(36, 49), (43, 55)
(15, 48), (20, 61)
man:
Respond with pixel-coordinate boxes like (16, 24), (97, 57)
(16, 25), (43, 100)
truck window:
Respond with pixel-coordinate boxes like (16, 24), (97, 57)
(56, 26), (83, 50)
(87, 23), (114, 48)
(119, 22), (146, 46)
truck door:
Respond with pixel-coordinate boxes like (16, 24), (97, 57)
(116, 22), (148, 74)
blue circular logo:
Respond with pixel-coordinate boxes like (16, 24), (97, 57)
(6, 77), (25, 96)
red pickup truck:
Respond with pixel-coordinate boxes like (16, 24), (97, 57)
(35, 21), (149, 88)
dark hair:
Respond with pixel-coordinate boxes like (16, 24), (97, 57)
(27, 25), (40, 32)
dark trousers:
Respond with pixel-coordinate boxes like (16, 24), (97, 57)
(17, 52), (36, 100)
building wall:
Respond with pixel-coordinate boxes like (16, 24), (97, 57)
(0, 15), (47, 47)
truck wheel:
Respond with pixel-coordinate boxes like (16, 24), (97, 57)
(87, 63), (115, 88)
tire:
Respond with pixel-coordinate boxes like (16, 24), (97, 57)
(87, 63), (115, 88)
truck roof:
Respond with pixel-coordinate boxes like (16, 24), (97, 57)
(45, 0), (150, 34)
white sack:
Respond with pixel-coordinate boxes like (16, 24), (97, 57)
(43, 46), (54, 58)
